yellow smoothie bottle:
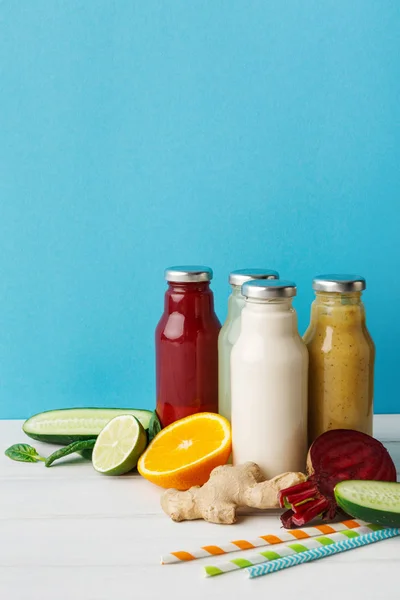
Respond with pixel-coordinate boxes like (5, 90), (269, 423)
(304, 275), (375, 444)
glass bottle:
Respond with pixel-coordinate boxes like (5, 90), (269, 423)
(231, 280), (308, 477)
(156, 266), (221, 428)
(304, 275), (375, 444)
(218, 269), (279, 421)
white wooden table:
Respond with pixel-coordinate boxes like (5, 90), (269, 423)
(1, 417), (399, 600)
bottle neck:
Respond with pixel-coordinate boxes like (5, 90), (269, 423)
(227, 285), (246, 320)
(246, 297), (293, 311)
(164, 281), (216, 318)
(241, 298), (297, 335)
(315, 291), (363, 306)
(311, 291), (366, 326)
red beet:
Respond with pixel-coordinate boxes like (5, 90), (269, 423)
(279, 429), (397, 528)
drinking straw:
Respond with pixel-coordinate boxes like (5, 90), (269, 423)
(203, 524), (384, 577)
(246, 527), (400, 579)
(161, 519), (366, 565)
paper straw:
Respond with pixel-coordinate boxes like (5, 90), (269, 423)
(161, 518), (367, 565)
(246, 527), (400, 579)
(203, 524), (383, 577)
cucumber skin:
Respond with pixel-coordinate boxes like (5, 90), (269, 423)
(24, 432), (100, 445)
(335, 493), (400, 528)
(23, 408), (153, 446)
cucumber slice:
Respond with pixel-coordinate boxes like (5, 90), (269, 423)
(335, 480), (400, 527)
(23, 408), (153, 445)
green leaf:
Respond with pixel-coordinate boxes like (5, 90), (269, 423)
(148, 411), (162, 442)
(5, 443), (45, 463)
(45, 439), (96, 467)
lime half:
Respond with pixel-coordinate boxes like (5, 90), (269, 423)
(92, 415), (147, 475)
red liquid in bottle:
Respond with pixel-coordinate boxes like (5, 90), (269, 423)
(156, 271), (221, 428)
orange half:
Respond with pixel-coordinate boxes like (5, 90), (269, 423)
(138, 412), (231, 490)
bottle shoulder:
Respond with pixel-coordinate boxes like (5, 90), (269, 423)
(156, 311), (220, 342)
(219, 314), (242, 341)
(233, 328), (307, 351)
(305, 319), (374, 352)
(232, 333), (308, 369)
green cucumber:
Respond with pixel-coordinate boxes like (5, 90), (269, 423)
(335, 480), (400, 527)
(23, 408), (154, 445)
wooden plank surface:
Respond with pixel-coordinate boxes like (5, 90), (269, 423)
(1, 417), (399, 600)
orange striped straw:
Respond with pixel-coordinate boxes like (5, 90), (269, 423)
(160, 519), (365, 564)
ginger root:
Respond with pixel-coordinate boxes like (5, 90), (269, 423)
(161, 462), (306, 524)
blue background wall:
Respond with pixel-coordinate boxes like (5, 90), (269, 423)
(1, 1), (399, 418)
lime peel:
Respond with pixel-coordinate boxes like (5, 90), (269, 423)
(92, 414), (147, 476)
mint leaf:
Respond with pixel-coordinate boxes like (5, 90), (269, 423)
(5, 443), (45, 463)
(148, 411), (162, 442)
(45, 439), (96, 467)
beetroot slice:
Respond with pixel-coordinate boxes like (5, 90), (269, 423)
(279, 429), (397, 528)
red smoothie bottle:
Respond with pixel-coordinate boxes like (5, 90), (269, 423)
(156, 266), (221, 428)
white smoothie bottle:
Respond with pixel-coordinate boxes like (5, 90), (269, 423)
(218, 269), (279, 422)
(231, 280), (308, 478)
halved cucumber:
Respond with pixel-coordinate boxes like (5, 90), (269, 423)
(23, 408), (153, 445)
(335, 480), (400, 527)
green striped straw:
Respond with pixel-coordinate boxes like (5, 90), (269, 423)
(246, 527), (400, 579)
(203, 524), (384, 577)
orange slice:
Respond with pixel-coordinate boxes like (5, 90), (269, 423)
(138, 412), (231, 490)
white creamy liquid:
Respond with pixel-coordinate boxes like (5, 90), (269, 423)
(231, 299), (308, 478)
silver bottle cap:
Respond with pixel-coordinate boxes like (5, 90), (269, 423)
(312, 274), (366, 293)
(164, 265), (213, 283)
(229, 268), (279, 286)
(242, 279), (296, 299)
